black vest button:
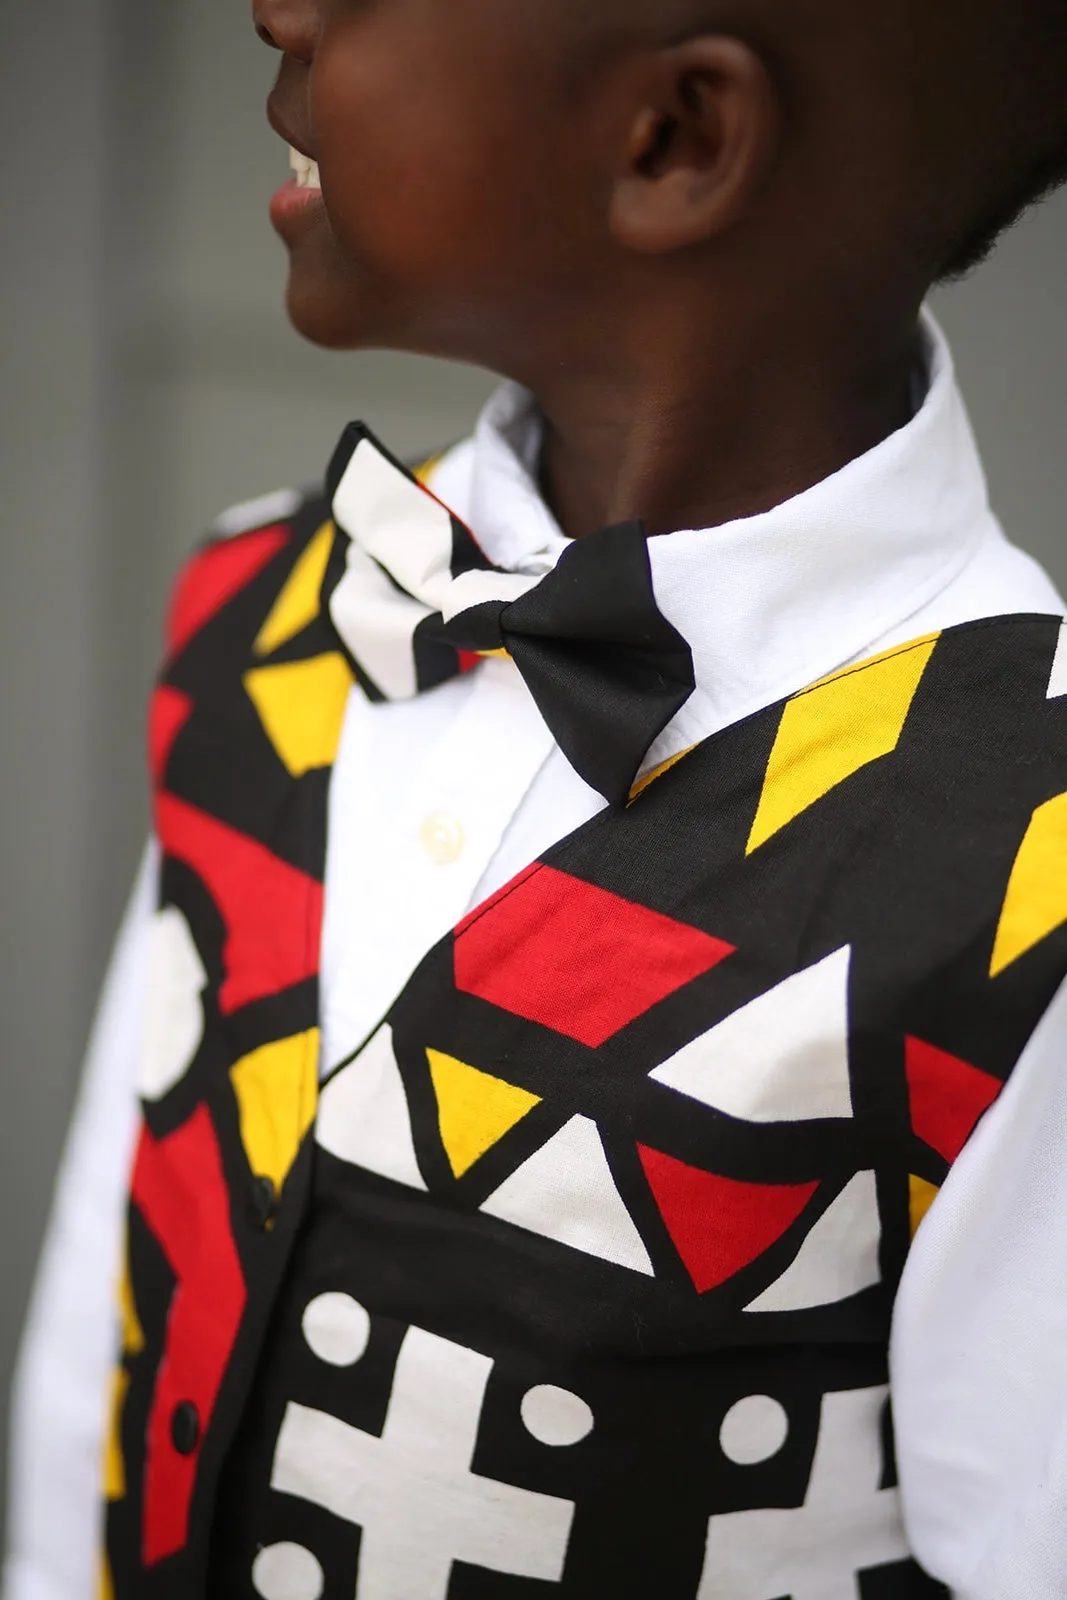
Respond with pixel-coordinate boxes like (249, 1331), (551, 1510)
(171, 1400), (200, 1456)
(250, 1174), (278, 1227)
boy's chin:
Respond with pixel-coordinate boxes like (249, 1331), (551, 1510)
(284, 272), (373, 351)
(280, 241), (400, 351)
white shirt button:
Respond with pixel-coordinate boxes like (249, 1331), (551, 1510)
(420, 812), (465, 865)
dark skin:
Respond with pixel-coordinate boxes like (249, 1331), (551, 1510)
(254, 0), (1003, 540)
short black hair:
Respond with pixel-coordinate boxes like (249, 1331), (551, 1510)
(935, 2), (1067, 280)
(938, 140), (1067, 283)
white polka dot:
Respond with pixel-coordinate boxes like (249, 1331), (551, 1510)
(520, 1384), (594, 1447)
(139, 907), (207, 1101)
(719, 1394), (790, 1465)
(301, 1292), (371, 1366)
(252, 1542), (324, 1600)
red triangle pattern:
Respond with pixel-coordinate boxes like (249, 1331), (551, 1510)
(166, 524), (290, 660)
(905, 1035), (1003, 1164)
(455, 864), (734, 1049)
(637, 1144), (819, 1293)
(155, 792), (323, 1015)
(148, 686), (194, 787)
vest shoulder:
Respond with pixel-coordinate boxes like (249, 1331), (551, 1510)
(208, 485), (312, 539)
(162, 487), (332, 669)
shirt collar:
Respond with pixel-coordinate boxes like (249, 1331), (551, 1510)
(457, 309), (1000, 753)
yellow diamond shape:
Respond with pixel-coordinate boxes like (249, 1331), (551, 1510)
(990, 789), (1067, 977)
(254, 519), (335, 656)
(244, 652), (354, 777)
(747, 635), (939, 854)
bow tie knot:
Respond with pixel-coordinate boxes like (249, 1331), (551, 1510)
(323, 423), (695, 807)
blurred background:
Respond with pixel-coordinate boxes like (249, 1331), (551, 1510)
(1, 0), (1065, 1539)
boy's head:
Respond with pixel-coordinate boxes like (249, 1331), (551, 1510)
(257, 0), (1067, 385)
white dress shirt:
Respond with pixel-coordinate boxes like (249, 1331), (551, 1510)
(6, 312), (1067, 1600)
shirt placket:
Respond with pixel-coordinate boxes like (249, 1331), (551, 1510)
(319, 658), (558, 1076)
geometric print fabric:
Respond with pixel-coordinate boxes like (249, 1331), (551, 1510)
(989, 788), (1067, 977)
(647, 945), (853, 1122)
(745, 634), (938, 854)
(107, 497), (348, 1599)
(246, 610), (1067, 1595)
(108, 466), (1067, 1600)
(245, 622), (1064, 1597)
(317, 936), (880, 1304)
(453, 864), (734, 1047)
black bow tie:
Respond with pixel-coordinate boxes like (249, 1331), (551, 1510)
(323, 423), (695, 807)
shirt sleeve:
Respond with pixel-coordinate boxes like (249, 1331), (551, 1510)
(3, 843), (158, 1600)
(892, 969), (1067, 1600)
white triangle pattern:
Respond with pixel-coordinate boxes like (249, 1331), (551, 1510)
(1048, 620), (1067, 699)
(316, 1024), (427, 1190)
(481, 1115), (655, 1275)
(649, 947), (854, 1123)
(745, 1170), (881, 1312)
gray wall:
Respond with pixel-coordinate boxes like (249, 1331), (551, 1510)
(2, 0), (1065, 1537)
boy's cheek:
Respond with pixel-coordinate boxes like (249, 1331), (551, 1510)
(284, 7), (603, 352)
(309, 16), (572, 270)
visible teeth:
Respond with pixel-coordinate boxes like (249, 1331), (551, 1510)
(289, 146), (321, 190)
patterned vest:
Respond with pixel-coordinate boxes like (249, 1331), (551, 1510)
(104, 490), (1067, 1600)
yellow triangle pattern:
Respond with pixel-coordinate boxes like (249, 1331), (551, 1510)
(990, 789), (1067, 976)
(254, 519), (335, 656)
(231, 1028), (320, 1193)
(244, 653), (354, 777)
(103, 1367), (130, 1501)
(909, 1173), (940, 1237)
(99, 1555), (116, 1600)
(101, 1250), (143, 1512)
(427, 1049), (542, 1177)
(119, 1255), (144, 1356)
(747, 634), (940, 854)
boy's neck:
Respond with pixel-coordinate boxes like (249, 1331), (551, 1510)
(532, 310), (922, 541)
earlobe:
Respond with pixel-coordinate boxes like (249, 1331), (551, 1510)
(609, 36), (780, 256)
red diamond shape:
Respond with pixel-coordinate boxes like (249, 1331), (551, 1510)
(454, 863), (733, 1048)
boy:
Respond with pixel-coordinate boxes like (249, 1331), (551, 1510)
(8, 0), (1067, 1596)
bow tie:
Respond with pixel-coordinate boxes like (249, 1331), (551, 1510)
(323, 423), (695, 808)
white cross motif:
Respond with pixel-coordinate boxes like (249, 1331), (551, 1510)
(270, 1305), (577, 1599)
(696, 1384), (911, 1600)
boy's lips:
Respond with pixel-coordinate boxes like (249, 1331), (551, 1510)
(270, 166), (325, 232)
(267, 99), (324, 232)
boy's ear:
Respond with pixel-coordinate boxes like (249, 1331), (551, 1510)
(609, 36), (780, 255)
